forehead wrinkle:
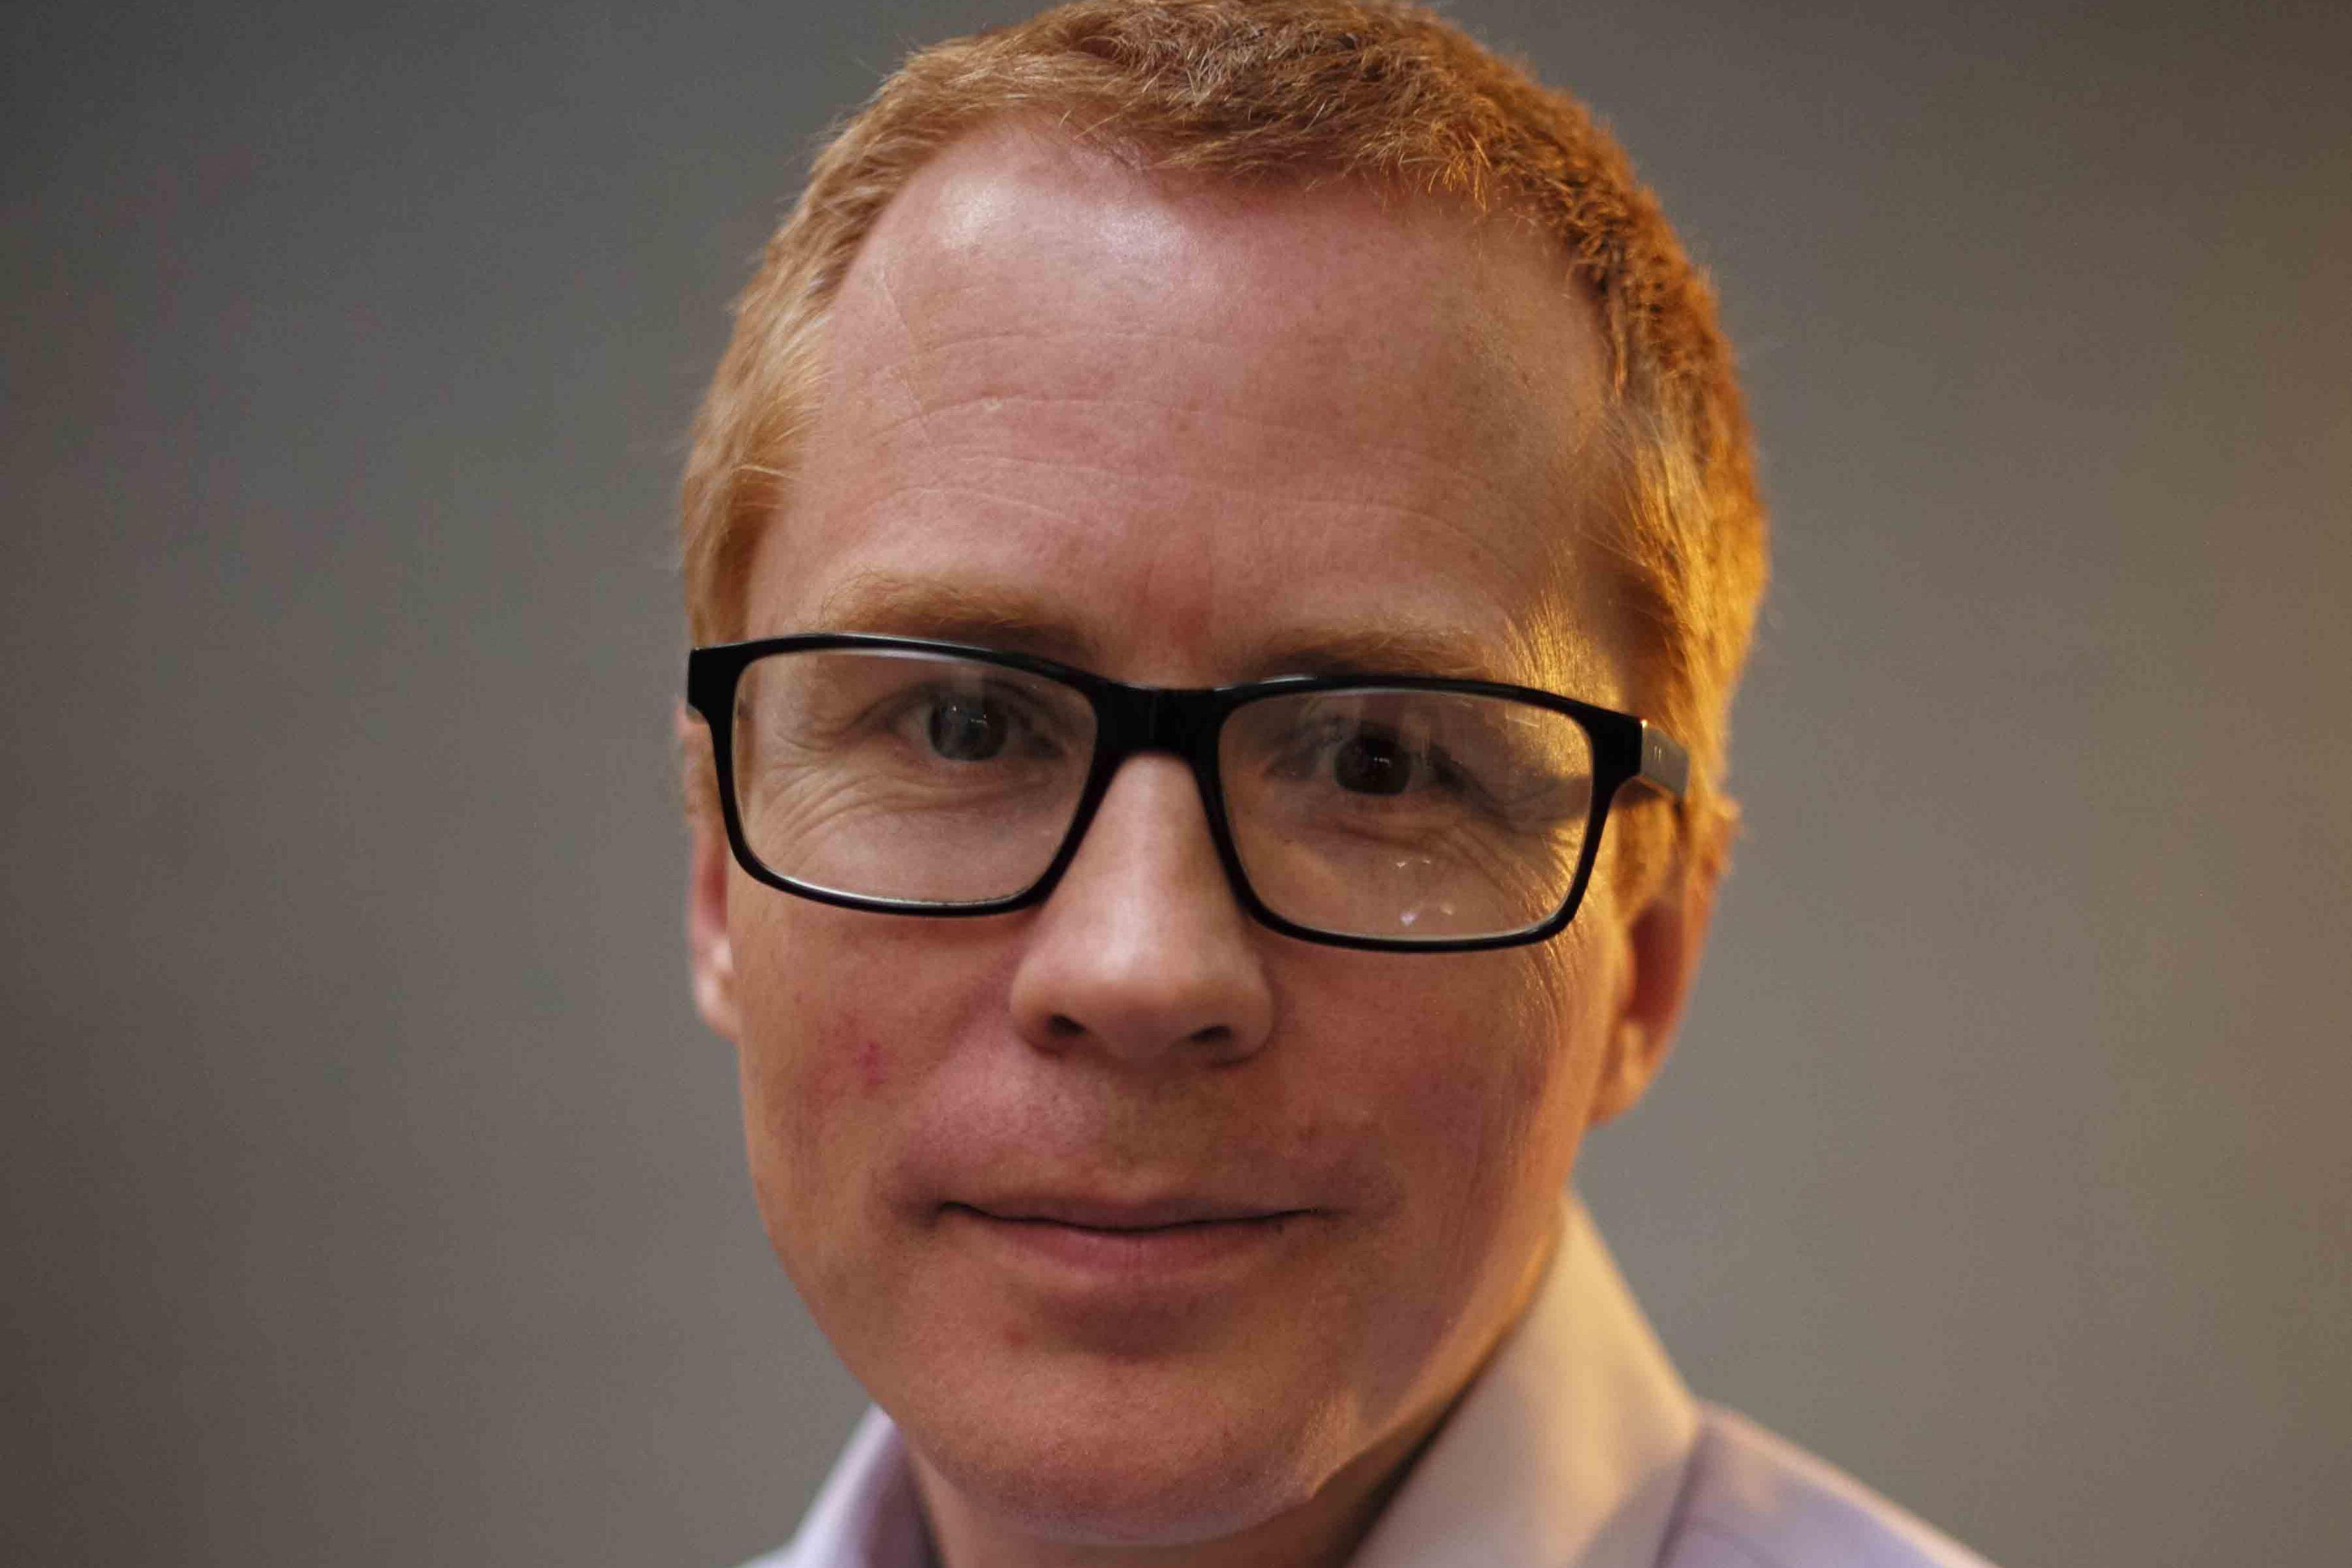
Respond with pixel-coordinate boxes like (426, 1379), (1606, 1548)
(861, 277), (1555, 405)
(804, 478), (1098, 555)
(807, 384), (1563, 573)
(833, 246), (944, 459)
(861, 441), (1535, 528)
(843, 245), (1581, 494)
(808, 467), (1545, 565)
(835, 462), (1556, 614)
(837, 378), (1550, 528)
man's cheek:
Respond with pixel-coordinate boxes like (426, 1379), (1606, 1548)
(733, 923), (987, 1202)
(732, 909), (884, 1099)
(734, 1006), (905, 1320)
(726, 930), (868, 1219)
(736, 1010), (899, 1202)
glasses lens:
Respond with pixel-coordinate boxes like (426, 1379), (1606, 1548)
(730, 648), (1096, 905)
(1221, 687), (1596, 941)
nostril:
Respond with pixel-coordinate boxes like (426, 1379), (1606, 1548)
(1047, 1014), (1086, 1039)
(1188, 1024), (1232, 1046)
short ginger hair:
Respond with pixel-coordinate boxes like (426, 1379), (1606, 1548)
(680, 0), (1768, 843)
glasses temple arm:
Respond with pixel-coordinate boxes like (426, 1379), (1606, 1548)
(1634, 722), (1689, 802)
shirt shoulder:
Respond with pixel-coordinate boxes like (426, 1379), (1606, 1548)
(1660, 1406), (1997, 1568)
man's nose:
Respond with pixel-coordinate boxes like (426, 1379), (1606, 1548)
(1007, 754), (1275, 1068)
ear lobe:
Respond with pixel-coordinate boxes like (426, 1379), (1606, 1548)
(679, 703), (742, 1041)
(1590, 809), (1730, 1126)
(688, 810), (742, 1040)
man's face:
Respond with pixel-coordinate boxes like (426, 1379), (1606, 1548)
(690, 127), (1697, 1549)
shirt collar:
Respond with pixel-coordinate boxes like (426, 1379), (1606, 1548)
(774, 1195), (1697, 1568)
(1348, 1196), (1699, 1568)
(774, 1406), (933, 1568)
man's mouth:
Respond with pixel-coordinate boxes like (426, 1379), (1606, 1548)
(941, 1197), (1314, 1281)
(951, 1194), (1305, 1229)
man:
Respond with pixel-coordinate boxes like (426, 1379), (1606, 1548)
(676, 3), (1994, 1566)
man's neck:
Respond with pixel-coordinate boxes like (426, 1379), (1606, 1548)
(907, 1398), (1446, 1568)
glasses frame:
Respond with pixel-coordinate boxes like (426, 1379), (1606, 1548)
(686, 633), (1689, 954)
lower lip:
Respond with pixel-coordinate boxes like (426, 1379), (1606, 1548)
(946, 1205), (1308, 1281)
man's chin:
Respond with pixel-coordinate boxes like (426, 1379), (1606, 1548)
(897, 1365), (1358, 1550)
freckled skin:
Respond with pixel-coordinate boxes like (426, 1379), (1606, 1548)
(689, 124), (1714, 1568)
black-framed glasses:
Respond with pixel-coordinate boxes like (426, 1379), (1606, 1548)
(685, 634), (1687, 953)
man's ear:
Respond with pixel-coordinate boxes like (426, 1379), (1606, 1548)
(1591, 802), (1733, 1126)
(679, 704), (741, 1042)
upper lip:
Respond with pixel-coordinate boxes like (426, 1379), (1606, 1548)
(953, 1194), (1310, 1231)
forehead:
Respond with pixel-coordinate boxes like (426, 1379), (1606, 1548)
(752, 123), (1628, 695)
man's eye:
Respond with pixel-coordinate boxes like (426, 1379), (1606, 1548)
(924, 694), (1011, 761)
(1279, 722), (1460, 799)
(1330, 731), (1420, 796)
(897, 684), (1076, 764)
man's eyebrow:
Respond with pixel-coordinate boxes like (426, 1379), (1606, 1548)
(809, 573), (1096, 663)
(1243, 624), (1503, 683)
(808, 573), (1509, 684)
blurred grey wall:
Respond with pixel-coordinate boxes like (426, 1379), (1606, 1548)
(5, 1), (2346, 1563)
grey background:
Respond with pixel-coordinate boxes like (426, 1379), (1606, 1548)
(6, 1), (2348, 1563)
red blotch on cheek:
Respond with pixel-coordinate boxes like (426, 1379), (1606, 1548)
(797, 1021), (892, 1110)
